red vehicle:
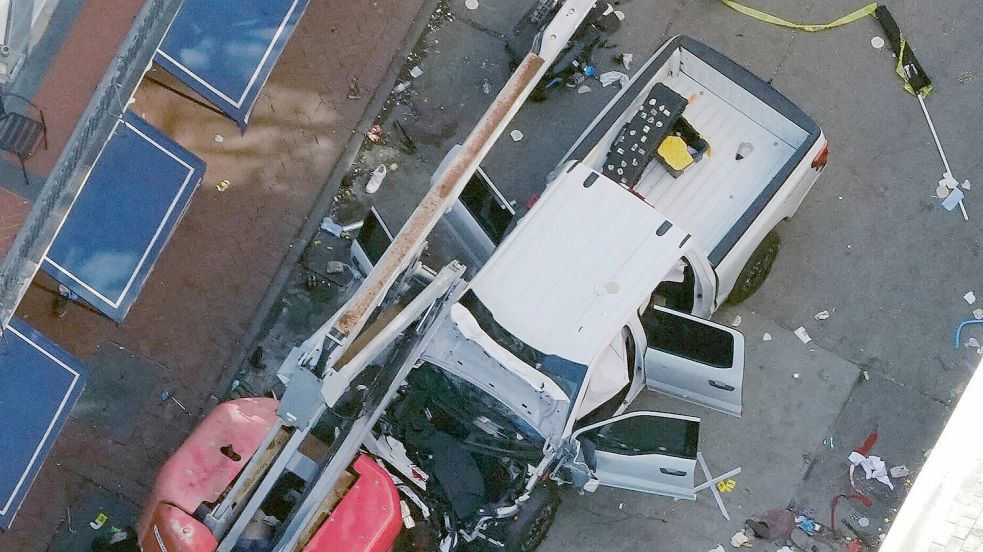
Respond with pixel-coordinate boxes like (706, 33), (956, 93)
(138, 398), (403, 552)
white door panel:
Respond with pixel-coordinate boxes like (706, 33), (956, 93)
(641, 306), (744, 416)
(571, 411), (701, 499)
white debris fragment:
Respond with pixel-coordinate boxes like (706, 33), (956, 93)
(214, 134), (224, 143)
(465, 0), (479, 9)
(763, 332), (772, 341)
(577, 85), (591, 94)
(709, 546), (725, 552)
(870, 36), (885, 49)
(393, 81), (411, 94)
(962, 180), (971, 190)
(409, 65), (424, 78)
(599, 71), (629, 88)
(794, 327), (812, 344)
(731, 531), (751, 547)
(621, 52), (634, 70)
(815, 310), (831, 321)
(974, 308), (983, 320)
(965, 291), (977, 305)
(793, 373), (800, 379)
(731, 315), (742, 327)
(889, 465), (911, 478)
(966, 337), (980, 349)
(509, 129), (524, 142)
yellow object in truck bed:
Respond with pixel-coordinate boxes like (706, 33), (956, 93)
(657, 136), (695, 171)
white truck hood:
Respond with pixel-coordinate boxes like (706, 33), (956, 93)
(421, 304), (572, 444)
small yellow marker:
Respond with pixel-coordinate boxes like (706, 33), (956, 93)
(90, 512), (108, 529)
(717, 479), (737, 493)
(216, 179), (230, 192)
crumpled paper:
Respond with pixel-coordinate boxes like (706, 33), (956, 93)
(849, 451), (894, 490)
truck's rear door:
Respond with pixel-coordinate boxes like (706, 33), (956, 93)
(641, 306), (744, 416)
(571, 411), (701, 500)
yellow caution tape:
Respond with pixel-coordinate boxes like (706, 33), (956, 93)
(897, 37), (933, 97)
(719, 0), (878, 32)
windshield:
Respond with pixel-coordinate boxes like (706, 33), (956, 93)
(458, 290), (587, 402)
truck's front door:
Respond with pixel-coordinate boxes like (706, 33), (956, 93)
(641, 306), (744, 417)
(571, 411), (700, 500)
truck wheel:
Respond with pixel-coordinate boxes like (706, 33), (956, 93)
(514, 489), (559, 552)
(727, 231), (780, 304)
(473, 485), (560, 552)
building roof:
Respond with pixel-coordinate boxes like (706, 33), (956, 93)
(470, 162), (690, 365)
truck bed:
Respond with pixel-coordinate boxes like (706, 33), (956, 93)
(567, 37), (820, 265)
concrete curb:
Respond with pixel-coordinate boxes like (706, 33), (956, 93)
(205, 0), (442, 407)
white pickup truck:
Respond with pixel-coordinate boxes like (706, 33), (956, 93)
(369, 34), (828, 548)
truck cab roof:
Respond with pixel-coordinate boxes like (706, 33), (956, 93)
(470, 162), (691, 368)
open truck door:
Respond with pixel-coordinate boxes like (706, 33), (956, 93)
(641, 306), (744, 417)
(571, 411), (701, 500)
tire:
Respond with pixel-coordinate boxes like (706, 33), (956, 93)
(727, 230), (781, 304)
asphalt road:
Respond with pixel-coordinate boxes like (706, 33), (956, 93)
(252, 0), (983, 548)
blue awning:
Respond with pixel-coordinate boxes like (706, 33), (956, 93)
(154, 0), (310, 129)
(0, 318), (89, 529)
(41, 112), (204, 322)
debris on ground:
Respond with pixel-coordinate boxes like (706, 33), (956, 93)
(367, 124), (383, 142)
(510, 129), (524, 142)
(745, 509), (794, 541)
(973, 308), (983, 320)
(393, 81), (411, 94)
(214, 134), (224, 143)
(965, 337), (980, 349)
(794, 327), (812, 344)
(365, 164), (388, 194)
(347, 76), (360, 99)
(959, 71), (976, 84)
(889, 465), (910, 478)
(731, 315), (742, 327)
(216, 179), (230, 192)
(792, 372), (800, 379)
(409, 65), (424, 78)
(622, 53), (633, 70)
(964, 291), (976, 304)
(870, 36), (885, 49)
(848, 451), (893, 490)
(465, 0), (479, 9)
(482, 78), (491, 94)
(815, 310), (831, 320)
(794, 514), (820, 535)
(730, 529), (752, 547)
(824, 436), (835, 449)
(577, 85), (591, 94)
(708, 546), (725, 552)
(763, 332), (772, 341)
(599, 70), (630, 88)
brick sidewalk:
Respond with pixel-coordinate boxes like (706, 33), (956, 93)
(1, 0), (426, 549)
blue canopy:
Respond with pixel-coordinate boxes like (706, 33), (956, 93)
(41, 112), (204, 322)
(0, 318), (89, 529)
(155, 0), (310, 129)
